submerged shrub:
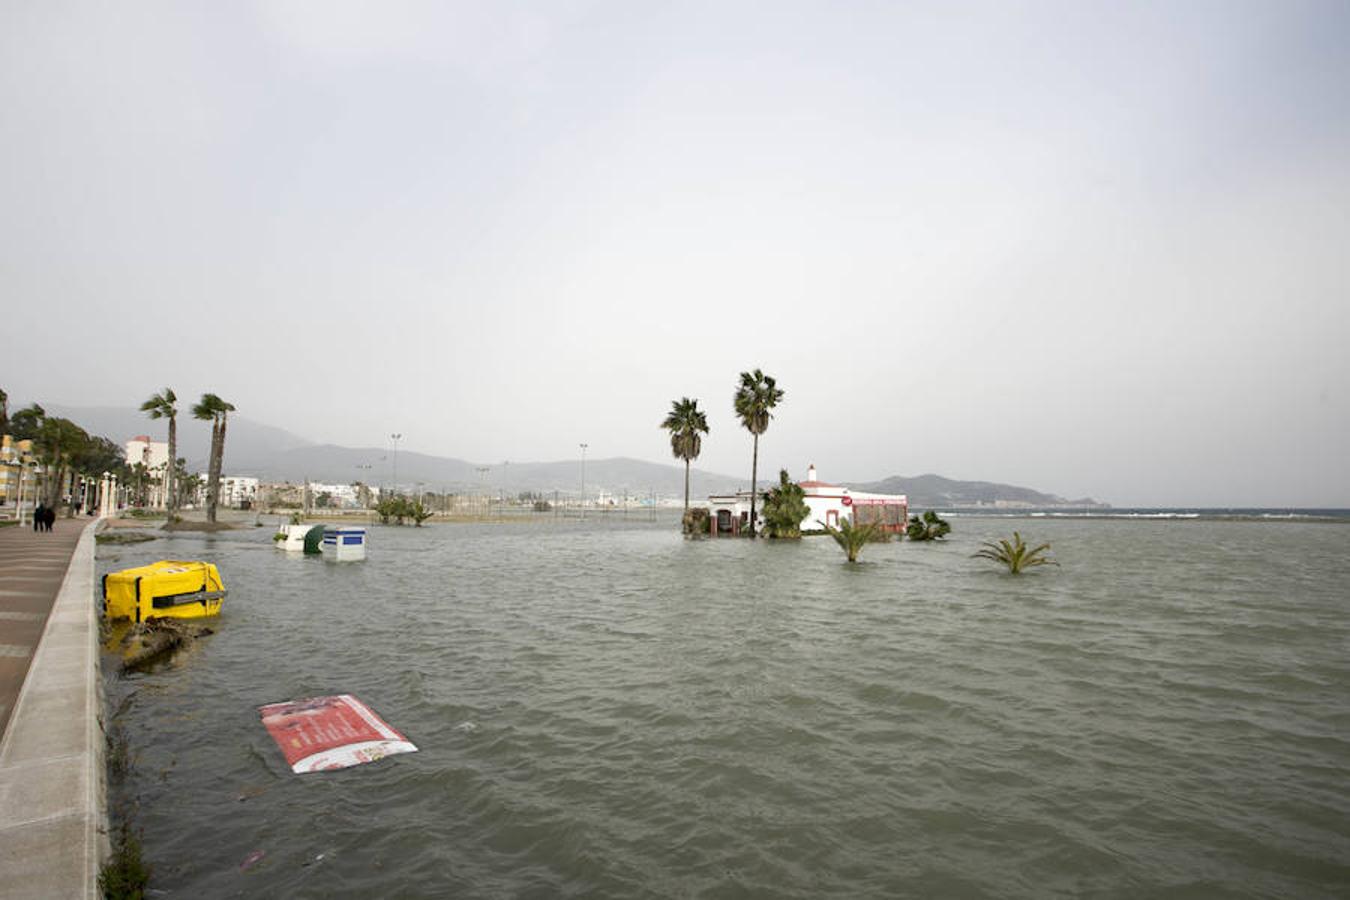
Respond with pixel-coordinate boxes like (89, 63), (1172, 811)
(907, 510), (952, 541)
(99, 821), (151, 899)
(682, 507), (710, 535)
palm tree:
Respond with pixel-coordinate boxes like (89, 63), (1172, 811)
(140, 388), (178, 513)
(660, 397), (710, 514)
(38, 416), (89, 513)
(819, 516), (885, 563)
(972, 532), (1059, 574)
(761, 469), (810, 538)
(733, 369), (783, 537)
(191, 393), (235, 524)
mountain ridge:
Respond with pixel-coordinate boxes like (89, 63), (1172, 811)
(851, 473), (1107, 509)
(39, 404), (1102, 505)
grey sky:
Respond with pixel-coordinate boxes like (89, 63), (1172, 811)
(3, 1), (1347, 506)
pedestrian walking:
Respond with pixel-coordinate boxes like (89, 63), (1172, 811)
(33, 503), (44, 532)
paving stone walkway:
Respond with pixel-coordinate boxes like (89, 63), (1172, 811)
(0, 517), (91, 739)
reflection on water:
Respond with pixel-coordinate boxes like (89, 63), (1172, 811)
(101, 516), (1350, 897)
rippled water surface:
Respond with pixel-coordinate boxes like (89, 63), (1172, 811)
(101, 516), (1350, 897)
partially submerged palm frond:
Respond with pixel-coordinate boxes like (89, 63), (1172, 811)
(972, 531), (1059, 574)
(820, 517), (884, 562)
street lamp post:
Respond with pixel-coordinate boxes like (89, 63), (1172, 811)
(390, 433), (402, 497)
(5, 461), (25, 525)
(579, 443), (588, 520)
(475, 467), (490, 517)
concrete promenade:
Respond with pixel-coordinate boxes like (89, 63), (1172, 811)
(0, 517), (106, 898)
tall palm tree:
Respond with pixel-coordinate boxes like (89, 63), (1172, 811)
(140, 388), (178, 513)
(732, 369), (784, 537)
(192, 393), (235, 523)
(661, 397), (710, 514)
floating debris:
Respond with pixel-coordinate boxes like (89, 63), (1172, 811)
(258, 694), (417, 774)
(275, 524), (325, 553)
(114, 620), (214, 673)
(103, 560), (227, 622)
(239, 849), (266, 872)
(321, 526), (368, 561)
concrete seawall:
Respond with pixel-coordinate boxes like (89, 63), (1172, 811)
(0, 520), (106, 897)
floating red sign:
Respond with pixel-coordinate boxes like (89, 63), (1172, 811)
(258, 694), (417, 774)
(841, 495), (852, 506)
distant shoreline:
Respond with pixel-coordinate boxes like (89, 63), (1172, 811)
(940, 508), (1350, 522)
(99, 506), (1350, 531)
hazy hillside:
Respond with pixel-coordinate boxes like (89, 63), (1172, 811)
(44, 405), (314, 471)
(851, 473), (1106, 508)
(37, 405), (754, 496)
(256, 447), (751, 499)
(37, 405), (1097, 504)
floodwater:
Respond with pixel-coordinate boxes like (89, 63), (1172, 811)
(100, 515), (1350, 897)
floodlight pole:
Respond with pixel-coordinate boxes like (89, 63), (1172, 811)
(579, 443), (588, 520)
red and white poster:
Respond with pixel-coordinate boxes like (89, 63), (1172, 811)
(258, 694), (418, 774)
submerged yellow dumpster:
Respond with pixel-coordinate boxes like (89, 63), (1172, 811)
(102, 561), (227, 622)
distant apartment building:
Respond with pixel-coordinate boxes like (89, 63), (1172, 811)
(308, 482), (359, 508)
(220, 476), (260, 508)
(1, 435), (36, 506)
(124, 435), (173, 508)
(125, 435), (170, 471)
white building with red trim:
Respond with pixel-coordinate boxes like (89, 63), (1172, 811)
(707, 464), (908, 536)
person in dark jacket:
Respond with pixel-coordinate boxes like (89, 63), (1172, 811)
(33, 503), (44, 532)
(45, 506), (56, 531)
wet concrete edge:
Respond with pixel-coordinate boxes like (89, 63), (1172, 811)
(0, 519), (106, 898)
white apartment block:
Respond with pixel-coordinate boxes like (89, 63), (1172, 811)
(125, 435), (170, 471)
(221, 476), (260, 508)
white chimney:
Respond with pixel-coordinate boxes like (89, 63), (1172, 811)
(807, 464), (817, 482)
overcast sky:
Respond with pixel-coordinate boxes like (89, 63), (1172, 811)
(3, 1), (1347, 506)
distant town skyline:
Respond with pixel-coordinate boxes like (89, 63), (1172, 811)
(3, 2), (1347, 507)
